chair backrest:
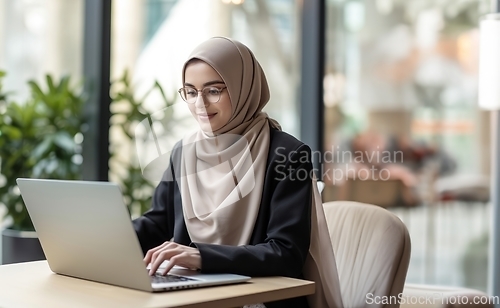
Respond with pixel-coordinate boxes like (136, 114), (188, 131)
(323, 201), (411, 308)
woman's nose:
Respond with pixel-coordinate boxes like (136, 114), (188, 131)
(194, 93), (208, 108)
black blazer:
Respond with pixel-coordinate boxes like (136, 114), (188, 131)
(133, 127), (312, 308)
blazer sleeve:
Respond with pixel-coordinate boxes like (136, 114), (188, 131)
(132, 164), (176, 255)
(193, 144), (312, 278)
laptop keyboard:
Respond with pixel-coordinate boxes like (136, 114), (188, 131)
(151, 273), (196, 284)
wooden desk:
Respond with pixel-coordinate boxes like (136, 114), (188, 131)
(0, 261), (315, 308)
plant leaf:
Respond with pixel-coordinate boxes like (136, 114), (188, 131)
(31, 136), (54, 160)
(53, 131), (75, 152)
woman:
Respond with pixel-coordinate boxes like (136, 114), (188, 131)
(133, 37), (341, 308)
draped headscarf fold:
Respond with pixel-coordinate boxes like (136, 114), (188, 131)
(179, 37), (343, 308)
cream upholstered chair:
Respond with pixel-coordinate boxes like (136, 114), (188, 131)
(323, 201), (411, 308)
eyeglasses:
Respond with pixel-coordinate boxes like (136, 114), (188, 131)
(178, 86), (227, 104)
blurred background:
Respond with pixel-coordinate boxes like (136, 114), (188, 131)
(0, 0), (492, 293)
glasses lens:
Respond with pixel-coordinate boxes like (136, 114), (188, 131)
(179, 87), (198, 103)
(202, 87), (221, 104)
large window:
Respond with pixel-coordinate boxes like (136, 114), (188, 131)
(0, 0), (84, 101)
(324, 0), (491, 291)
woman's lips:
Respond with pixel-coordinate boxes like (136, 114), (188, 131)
(197, 113), (216, 121)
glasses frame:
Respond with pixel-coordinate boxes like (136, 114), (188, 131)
(178, 86), (227, 104)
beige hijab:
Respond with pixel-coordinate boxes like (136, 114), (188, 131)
(180, 37), (275, 246)
(179, 37), (343, 308)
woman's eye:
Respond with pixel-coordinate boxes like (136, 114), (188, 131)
(186, 89), (197, 96)
(207, 88), (219, 95)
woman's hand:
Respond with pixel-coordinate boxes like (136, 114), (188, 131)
(144, 241), (201, 275)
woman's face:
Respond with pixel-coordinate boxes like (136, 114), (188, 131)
(184, 61), (232, 133)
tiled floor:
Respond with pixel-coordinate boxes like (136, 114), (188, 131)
(390, 201), (490, 292)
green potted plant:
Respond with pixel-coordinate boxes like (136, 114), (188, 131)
(0, 69), (176, 264)
(0, 71), (85, 264)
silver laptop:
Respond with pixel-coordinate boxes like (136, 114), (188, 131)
(16, 178), (250, 292)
